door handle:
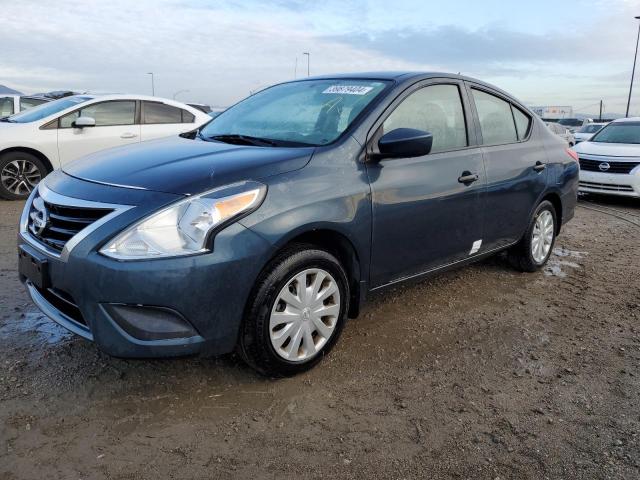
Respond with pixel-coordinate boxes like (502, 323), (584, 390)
(120, 132), (137, 139)
(458, 171), (479, 185)
(533, 161), (546, 172)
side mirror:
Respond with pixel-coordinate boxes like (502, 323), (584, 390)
(72, 116), (96, 128)
(375, 128), (433, 160)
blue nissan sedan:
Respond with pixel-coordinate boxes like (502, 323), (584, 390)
(18, 72), (578, 376)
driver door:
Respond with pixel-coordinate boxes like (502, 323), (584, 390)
(366, 81), (486, 287)
(56, 100), (141, 165)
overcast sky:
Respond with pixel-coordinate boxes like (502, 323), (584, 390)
(2, 0), (639, 114)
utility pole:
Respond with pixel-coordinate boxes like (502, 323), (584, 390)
(147, 72), (155, 96)
(625, 16), (640, 117)
(303, 52), (310, 77)
(599, 100), (603, 121)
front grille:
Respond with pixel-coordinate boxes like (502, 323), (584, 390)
(28, 191), (112, 253)
(579, 158), (640, 174)
(579, 181), (634, 192)
(34, 284), (87, 327)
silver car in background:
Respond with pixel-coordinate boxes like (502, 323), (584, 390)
(546, 122), (576, 147)
(574, 122), (608, 143)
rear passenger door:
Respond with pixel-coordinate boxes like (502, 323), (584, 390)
(468, 84), (548, 251)
(367, 81), (486, 287)
(140, 101), (197, 141)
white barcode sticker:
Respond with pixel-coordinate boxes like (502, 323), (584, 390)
(322, 85), (374, 95)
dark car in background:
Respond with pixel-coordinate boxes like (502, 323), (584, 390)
(18, 72), (578, 376)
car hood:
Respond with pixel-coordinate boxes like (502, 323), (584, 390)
(63, 136), (315, 195)
(573, 141), (640, 158)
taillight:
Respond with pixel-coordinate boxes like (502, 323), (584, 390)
(566, 148), (579, 162)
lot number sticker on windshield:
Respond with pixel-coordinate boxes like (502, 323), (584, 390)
(323, 85), (374, 95)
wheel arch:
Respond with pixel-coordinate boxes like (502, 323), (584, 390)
(0, 146), (54, 173)
(540, 191), (563, 234)
(261, 227), (364, 319)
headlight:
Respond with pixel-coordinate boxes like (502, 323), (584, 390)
(100, 182), (266, 260)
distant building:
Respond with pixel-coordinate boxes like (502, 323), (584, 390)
(529, 105), (573, 119)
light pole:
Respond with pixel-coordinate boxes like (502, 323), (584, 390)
(303, 52), (310, 77)
(173, 89), (189, 100)
(147, 72), (155, 96)
(625, 16), (640, 117)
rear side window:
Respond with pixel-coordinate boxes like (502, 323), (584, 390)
(472, 89), (518, 145)
(382, 84), (468, 153)
(182, 110), (195, 123)
(0, 97), (14, 117)
(512, 107), (531, 140)
(60, 101), (136, 127)
(143, 102), (182, 124)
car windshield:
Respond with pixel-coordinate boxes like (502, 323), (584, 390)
(578, 124), (604, 134)
(591, 122), (640, 144)
(6, 96), (92, 123)
(200, 79), (390, 146)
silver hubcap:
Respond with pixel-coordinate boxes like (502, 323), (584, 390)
(531, 210), (554, 263)
(1, 159), (41, 195)
(269, 268), (341, 362)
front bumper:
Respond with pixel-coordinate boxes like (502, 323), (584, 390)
(578, 169), (640, 198)
(18, 175), (273, 358)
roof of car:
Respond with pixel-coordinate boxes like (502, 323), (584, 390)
(63, 94), (207, 112)
(78, 93), (187, 102)
(303, 71), (478, 82)
(292, 71), (526, 109)
(611, 117), (640, 123)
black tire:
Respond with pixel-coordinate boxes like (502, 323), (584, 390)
(238, 244), (350, 377)
(508, 200), (557, 272)
(0, 151), (47, 200)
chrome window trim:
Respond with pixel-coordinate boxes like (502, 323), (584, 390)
(20, 182), (133, 262)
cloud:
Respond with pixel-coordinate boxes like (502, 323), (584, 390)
(0, 0), (434, 106)
(0, 0), (638, 113)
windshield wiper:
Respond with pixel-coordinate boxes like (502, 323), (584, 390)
(207, 134), (279, 147)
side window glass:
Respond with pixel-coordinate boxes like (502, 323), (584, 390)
(512, 107), (531, 140)
(60, 101), (135, 128)
(472, 89), (518, 145)
(182, 110), (195, 123)
(143, 102), (182, 124)
(0, 97), (14, 117)
(382, 84), (467, 153)
(60, 110), (79, 128)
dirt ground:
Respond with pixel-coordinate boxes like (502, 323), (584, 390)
(1, 194), (639, 480)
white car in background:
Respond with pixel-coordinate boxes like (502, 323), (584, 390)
(573, 122), (608, 144)
(574, 117), (640, 197)
(0, 94), (51, 117)
(546, 122), (576, 146)
(0, 94), (210, 199)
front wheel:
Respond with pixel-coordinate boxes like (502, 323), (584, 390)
(508, 200), (557, 272)
(238, 245), (349, 377)
(0, 152), (47, 200)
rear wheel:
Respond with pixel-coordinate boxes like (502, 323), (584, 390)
(0, 152), (47, 200)
(508, 200), (557, 272)
(238, 245), (349, 377)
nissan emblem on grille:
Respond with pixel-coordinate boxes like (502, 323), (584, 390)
(29, 196), (49, 236)
(598, 162), (610, 172)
